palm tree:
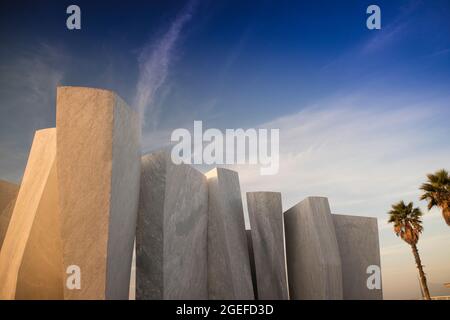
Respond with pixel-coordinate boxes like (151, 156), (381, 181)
(420, 169), (450, 226)
(388, 201), (431, 300)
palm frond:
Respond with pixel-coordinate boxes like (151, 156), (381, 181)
(387, 200), (423, 244)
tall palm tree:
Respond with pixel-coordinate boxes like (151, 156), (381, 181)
(420, 169), (450, 226)
(388, 201), (431, 300)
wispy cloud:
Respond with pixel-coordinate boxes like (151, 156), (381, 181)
(230, 90), (450, 298)
(0, 42), (66, 182)
(429, 48), (450, 58)
(322, 1), (421, 71)
(362, 0), (422, 53)
(232, 91), (450, 223)
(134, 0), (197, 129)
(362, 22), (408, 53)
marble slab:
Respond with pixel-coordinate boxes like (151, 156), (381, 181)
(247, 192), (289, 299)
(332, 214), (383, 299)
(284, 196), (343, 299)
(0, 128), (63, 299)
(246, 229), (258, 299)
(0, 180), (19, 249)
(206, 168), (254, 299)
(136, 150), (208, 299)
(56, 87), (140, 299)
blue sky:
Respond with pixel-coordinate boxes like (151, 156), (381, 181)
(0, 0), (449, 299)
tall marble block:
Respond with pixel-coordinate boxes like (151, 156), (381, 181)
(206, 168), (254, 299)
(284, 197), (343, 299)
(332, 214), (383, 299)
(0, 180), (19, 249)
(246, 229), (258, 299)
(129, 242), (136, 300)
(247, 192), (289, 300)
(0, 128), (63, 299)
(136, 151), (208, 299)
(57, 87), (140, 299)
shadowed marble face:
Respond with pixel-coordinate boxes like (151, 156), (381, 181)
(136, 150), (208, 300)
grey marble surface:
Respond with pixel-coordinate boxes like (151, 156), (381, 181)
(246, 229), (258, 299)
(247, 192), (289, 299)
(332, 214), (383, 300)
(137, 150), (208, 299)
(206, 168), (254, 300)
(105, 94), (141, 299)
(284, 196), (343, 299)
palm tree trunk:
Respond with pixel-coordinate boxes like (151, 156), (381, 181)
(411, 243), (431, 300)
(442, 205), (450, 226)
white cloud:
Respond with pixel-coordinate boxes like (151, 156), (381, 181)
(229, 91), (450, 299)
(234, 93), (450, 217)
(134, 0), (197, 129)
(0, 43), (66, 182)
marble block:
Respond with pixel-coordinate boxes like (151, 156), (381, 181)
(246, 229), (258, 300)
(206, 168), (254, 299)
(136, 150), (208, 299)
(247, 192), (289, 300)
(56, 86), (140, 300)
(129, 241), (136, 300)
(0, 128), (63, 299)
(284, 196), (343, 299)
(332, 214), (383, 300)
(0, 180), (19, 249)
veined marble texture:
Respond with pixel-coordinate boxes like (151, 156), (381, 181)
(0, 128), (63, 299)
(247, 192), (289, 300)
(136, 150), (208, 299)
(56, 87), (140, 299)
(284, 196), (343, 299)
(332, 214), (383, 300)
(246, 229), (258, 299)
(206, 168), (254, 300)
(0, 180), (19, 249)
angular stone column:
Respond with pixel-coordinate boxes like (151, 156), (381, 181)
(206, 168), (254, 299)
(247, 192), (289, 299)
(246, 229), (258, 299)
(0, 180), (19, 249)
(332, 214), (383, 299)
(57, 87), (140, 300)
(0, 128), (63, 299)
(129, 242), (136, 300)
(284, 196), (343, 299)
(136, 151), (208, 299)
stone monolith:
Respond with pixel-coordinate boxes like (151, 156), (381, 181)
(284, 196), (343, 299)
(0, 180), (19, 249)
(0, 128), (63, 299)
(136, 151), (208, 299)
(247, 192), (289, 299)
(206, 168), (254, 299)
(332, 214), (383, 299)
(56, 86), (140, 300)
(246, 229), (258, 299)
